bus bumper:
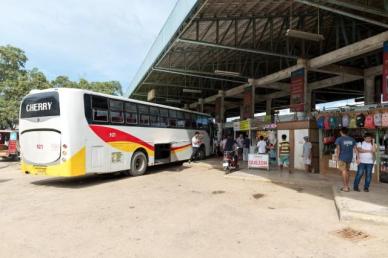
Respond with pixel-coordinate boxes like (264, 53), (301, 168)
(21, 147), (86, 177)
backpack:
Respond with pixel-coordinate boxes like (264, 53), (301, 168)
(349, 115), (357, 128)
(342, 114), (350, 128)
(382, 112), (388, 127)
(324, 116), (330, 130)
(316, 116), (325, 129)
(329, 116), (337, 129)
(356, 113), (365, 128)
(374, 112), (382, 127)
(364, 114), (375, 129)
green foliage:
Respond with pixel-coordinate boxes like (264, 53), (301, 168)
(0, 45), (123, 129)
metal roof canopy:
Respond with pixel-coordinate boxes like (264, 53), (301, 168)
(127, 0), (388, 117)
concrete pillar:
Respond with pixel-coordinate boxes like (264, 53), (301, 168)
(266, 99), (272, 115)
(240, 105), (244, 119)
(217, 90), (225, 142)
(364, 76), (375, 105)
(198, 98), (204, 113)
(304, 68), (312, 115)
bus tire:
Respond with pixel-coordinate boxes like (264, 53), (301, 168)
(129, 151), (148, 176)
(198, 146), (206, 160)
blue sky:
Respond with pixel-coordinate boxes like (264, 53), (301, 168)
(0, 0), (177, 94)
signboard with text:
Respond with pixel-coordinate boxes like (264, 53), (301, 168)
(383, 41), (388, 101)
(248, 154), (270, 170)
(290, 68), (305, 112)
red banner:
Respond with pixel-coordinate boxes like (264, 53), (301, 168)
(382, 41), (388, 101)
(242, 86), (253, 119)
(290, 68), (305, 112)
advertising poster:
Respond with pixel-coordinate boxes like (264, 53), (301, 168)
(290, 68), (305, 112)
(248, 154), (270, 170)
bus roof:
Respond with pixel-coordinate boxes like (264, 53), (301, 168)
(27, 88), (211, 117)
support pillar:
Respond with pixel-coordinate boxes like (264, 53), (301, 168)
(364, 76), (375, 105)
(304, 68), (312, 115)
(198, 98), (204, 113)
(266, 99), (272, 115)
(216, 90), (225, 142)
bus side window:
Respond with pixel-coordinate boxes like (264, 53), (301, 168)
(150, 106), (160, 127)
(125, 102), (138, 125)
(160, 108), (168, 127)
(184, 112), (192, 129)
(177, 111), (185, 128)
(92, 96), (108, 122)
(138, 105), (150, 126)
(168, 110), (177, 128)
(109, 100), (124, 124)
(191, 114), (198, 129)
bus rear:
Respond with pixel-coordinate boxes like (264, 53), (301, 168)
(19, 89), (86, 177)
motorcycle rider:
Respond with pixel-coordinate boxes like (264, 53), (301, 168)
(223, 134), (239, 172)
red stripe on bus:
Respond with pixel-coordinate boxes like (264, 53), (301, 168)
(171, 144), (191, 151)
(89, 125), (155, 151)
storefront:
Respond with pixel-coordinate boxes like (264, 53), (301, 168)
(315, 107), (386, 183)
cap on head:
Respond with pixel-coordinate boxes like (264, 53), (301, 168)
(303, 136), (309, 141)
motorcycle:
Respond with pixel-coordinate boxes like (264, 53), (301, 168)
(222, 148), (240, 173)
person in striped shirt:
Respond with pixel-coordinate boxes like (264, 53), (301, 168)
(279, 134), (291, 173)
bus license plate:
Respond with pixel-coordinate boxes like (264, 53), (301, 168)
(33, 166), (47, 174)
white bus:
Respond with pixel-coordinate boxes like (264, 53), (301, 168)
(19, 88), (214, 177)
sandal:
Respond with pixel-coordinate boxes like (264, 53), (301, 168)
(340, 187), (350, 192)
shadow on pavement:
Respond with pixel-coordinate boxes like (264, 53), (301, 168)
(30, 162), (191, 189)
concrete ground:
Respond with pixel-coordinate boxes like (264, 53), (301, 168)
(1, 160), (388, 258)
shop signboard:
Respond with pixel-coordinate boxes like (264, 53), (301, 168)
(242, 86), (253, 119)
(290, 68), (305, 112)
(233, 120), (250, 131)
(383, 41), (388, 101)
(248, 154), (270, 170)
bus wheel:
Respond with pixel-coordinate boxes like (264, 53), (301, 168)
(198, 147), (206, 160)
(129, 151), (148, 176)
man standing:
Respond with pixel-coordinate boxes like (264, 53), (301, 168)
(279, 134), (291, 173)
(243, 135), (250, 161)
(257, 136), (267, 154)
(335, 127), (357, 192)
(189, 132), (201, 163)
(236, 134), (244, 160)
(354, 133), (376, 192)
(302, 136), (312, 173)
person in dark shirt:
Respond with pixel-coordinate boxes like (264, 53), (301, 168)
(224, 134), (237, 152)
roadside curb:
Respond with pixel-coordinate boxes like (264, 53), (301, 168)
(224, 172), (332, 187)
(183, 162), (217, 170)
(332, 186), (388, 225)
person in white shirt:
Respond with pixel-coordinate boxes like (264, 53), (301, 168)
(189, 132), (201, 163)
(302, 136), (313, 173)
(354, 133), (376, 192)
(257, 136), (267, 154)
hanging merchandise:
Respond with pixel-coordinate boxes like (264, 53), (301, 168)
(335, 113), (342, 128)
(356, 113), (365, 128)
(329, 115), (338, 129)
(364, 113), (375, 129)
(342, 113), (350, 128)
(374, 112), (382, 127)
(316, 115), (325, 128)
(323, 135), (336, 145)
(382, 112), (388, 127)
(324, 115), (330, 130)
(349, 114), (357, 128)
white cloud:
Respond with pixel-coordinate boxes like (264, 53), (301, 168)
(0, 0), (177, 94)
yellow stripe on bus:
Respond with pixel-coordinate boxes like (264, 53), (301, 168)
(21, 147), (86, 177)
(109, 141), (154, 157)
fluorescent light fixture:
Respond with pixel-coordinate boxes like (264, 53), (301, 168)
(214, 70), (241, 77)
(286, 29), (325, 42)
(182, 88), (202, 94)
(166, 99), (181, 103)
